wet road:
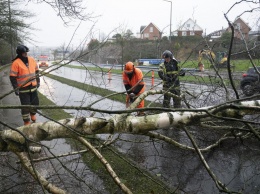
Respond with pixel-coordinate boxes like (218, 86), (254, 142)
(38, 76), (125, 117)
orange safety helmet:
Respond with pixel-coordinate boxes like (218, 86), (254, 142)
(124, 62), (134, 74)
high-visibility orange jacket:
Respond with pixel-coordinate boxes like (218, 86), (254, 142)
(122, 68), (145, 95)
(10, 56), (38, 89)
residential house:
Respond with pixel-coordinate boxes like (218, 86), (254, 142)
(226, 17), (251, 40)
(177, 18), (203, 37)
(208, 17), (251, 40)
(249, 30), (260, 41)
(140, 23), (161, 40)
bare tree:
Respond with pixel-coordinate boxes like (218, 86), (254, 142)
(0, 1), (259, 194)
(30, 0), (93, 23)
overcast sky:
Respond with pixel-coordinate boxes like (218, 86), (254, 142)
(22, 0), (258, 48)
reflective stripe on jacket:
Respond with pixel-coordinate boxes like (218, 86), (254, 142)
(10, 57), (38, 88)
(158, 59), (180, 86)
(122, 68), (145, 95)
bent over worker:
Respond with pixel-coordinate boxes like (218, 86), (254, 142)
(122, 62), (145, 112)
(158, 50), (182, 108)
(10, 45), (40, 125)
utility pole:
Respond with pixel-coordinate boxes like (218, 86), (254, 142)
(163, 0), (172, 43)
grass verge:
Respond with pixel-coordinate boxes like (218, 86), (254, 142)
(38, 91), (72, 120)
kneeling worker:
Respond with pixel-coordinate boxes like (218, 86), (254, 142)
(122, 62), (145, 115)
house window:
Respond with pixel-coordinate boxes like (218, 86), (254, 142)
(187, 24), (190, 28)
(144, 33), (149, 38)
(149, 27), (153, 32)
(190, 31), (195, 36)
(182, 31), (187, 36)
(235, 23), (241, 30)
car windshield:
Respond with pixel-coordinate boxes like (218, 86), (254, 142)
(247, 67), (260, 74)
(38, 56), (48, 61)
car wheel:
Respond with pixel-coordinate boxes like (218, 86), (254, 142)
(242, 84), (255, 96)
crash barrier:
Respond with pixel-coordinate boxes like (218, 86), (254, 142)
(151, 70), (154, 86)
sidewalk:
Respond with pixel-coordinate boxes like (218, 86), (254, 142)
(0, 67), (45, 129)
(0, 66), (23, 128)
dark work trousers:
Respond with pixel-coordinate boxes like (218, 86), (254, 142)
(163, 85), (181, 108)
(19, 90), (39, 122)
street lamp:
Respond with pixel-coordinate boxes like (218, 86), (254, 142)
(163, 0), (172, 42)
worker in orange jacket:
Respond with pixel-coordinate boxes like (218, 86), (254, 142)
(122, 62), (145, 114)
(9, 45), (40, 125)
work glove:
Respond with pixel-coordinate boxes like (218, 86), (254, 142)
(129, 93), (136, 99)
(129, 93), (136, 103)
(15, 90), (19, 96)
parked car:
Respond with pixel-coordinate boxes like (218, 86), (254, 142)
(240, 67), (260, 96)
